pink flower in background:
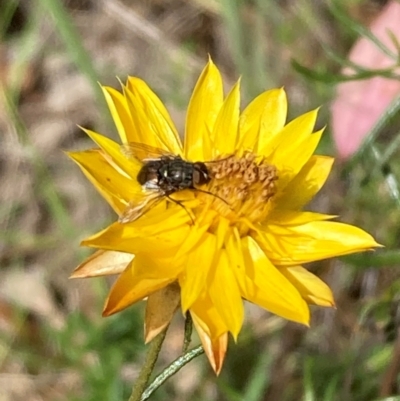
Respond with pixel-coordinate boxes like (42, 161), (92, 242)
(331, 1), (400, 160)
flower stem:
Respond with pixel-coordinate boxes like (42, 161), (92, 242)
(128, 328), (168, 401)
(182, 312), (193, 353)
(140, 345), (205, 401)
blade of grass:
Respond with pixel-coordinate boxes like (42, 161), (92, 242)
(219, 0), (248, 84)
(320, 40), (398, 74)
(4, 1), (44, 102)
(292, 59), (400, 83)
(37, 0), (108, 118)
(330, 0), (398, 61)
(250, 0), (273, 93)
(218, 380), (243, 401)
(2, 90), (78, 241)
(370, 132), (400, 177)
(0, 0), (20, 39)
(322, 376), (339, 401)
(343, 250), (400, 268)
(220, 0), (281, 98)
(303, 358), (315, 401)
(371, 145), (400, 207)
(345, 94), (400, 172)
(242, 346), (273, 401)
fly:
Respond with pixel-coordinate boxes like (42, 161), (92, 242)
(118, 143), (214, 224)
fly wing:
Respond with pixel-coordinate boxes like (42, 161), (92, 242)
(118, 190), (164, 224)
(120, 142), (172, 163)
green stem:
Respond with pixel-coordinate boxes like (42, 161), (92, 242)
(140, 345), (205, 401)
(128, 329), (168, 401)
(345, 94), (400, 172)
(182, 312), (193, 354)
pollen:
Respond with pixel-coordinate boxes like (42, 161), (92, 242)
(205, 152), (278, 224)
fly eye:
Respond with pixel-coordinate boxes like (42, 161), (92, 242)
(193, 164), (210, 186)
(193, 170), (201, 185)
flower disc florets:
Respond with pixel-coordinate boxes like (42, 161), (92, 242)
(205, 153), (278, 225)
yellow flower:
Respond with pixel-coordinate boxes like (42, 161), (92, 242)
(69, 59), (380, 374)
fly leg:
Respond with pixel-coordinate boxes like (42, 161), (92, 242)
(165, 193), (195, 225)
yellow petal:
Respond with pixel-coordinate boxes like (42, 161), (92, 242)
(71, 250), (134, 278)
(192, 321), (228, 375)
(208, 250), (244, 339)
(126, 199), (195, 233)
(225, 228), (247, 294)
(125, 77), (182, 154)
(215, 216), (231, 250)
(239, 236), (310, 325)
(180, 233), (217, 312)
(267, 110), (322, 189)
(279, 266), (335, 307)
(67, 149), (137, 213)
(103, 254), (181, 316)
(80, 128), (140, 179)
(122, 87), (169, 151)
(212, 79), (241, 156)
(256, 220), (381, 267)
(239, 88), (287, 153)
(190, 294), (228, 340)
(184, 58), (223, 161)
(267, 211), (336, 226)
(101, 85), (136, 144)
(82, 217), (190, 255)
(275, 155), (334, 210)
(264, 108), (318, 155)
(144, 283), (180, 343)
(174, 210), (216, 261)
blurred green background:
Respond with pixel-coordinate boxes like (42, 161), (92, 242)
(1, 0), (400, 400)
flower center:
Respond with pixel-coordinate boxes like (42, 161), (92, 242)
(202, 152), (278, 225)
